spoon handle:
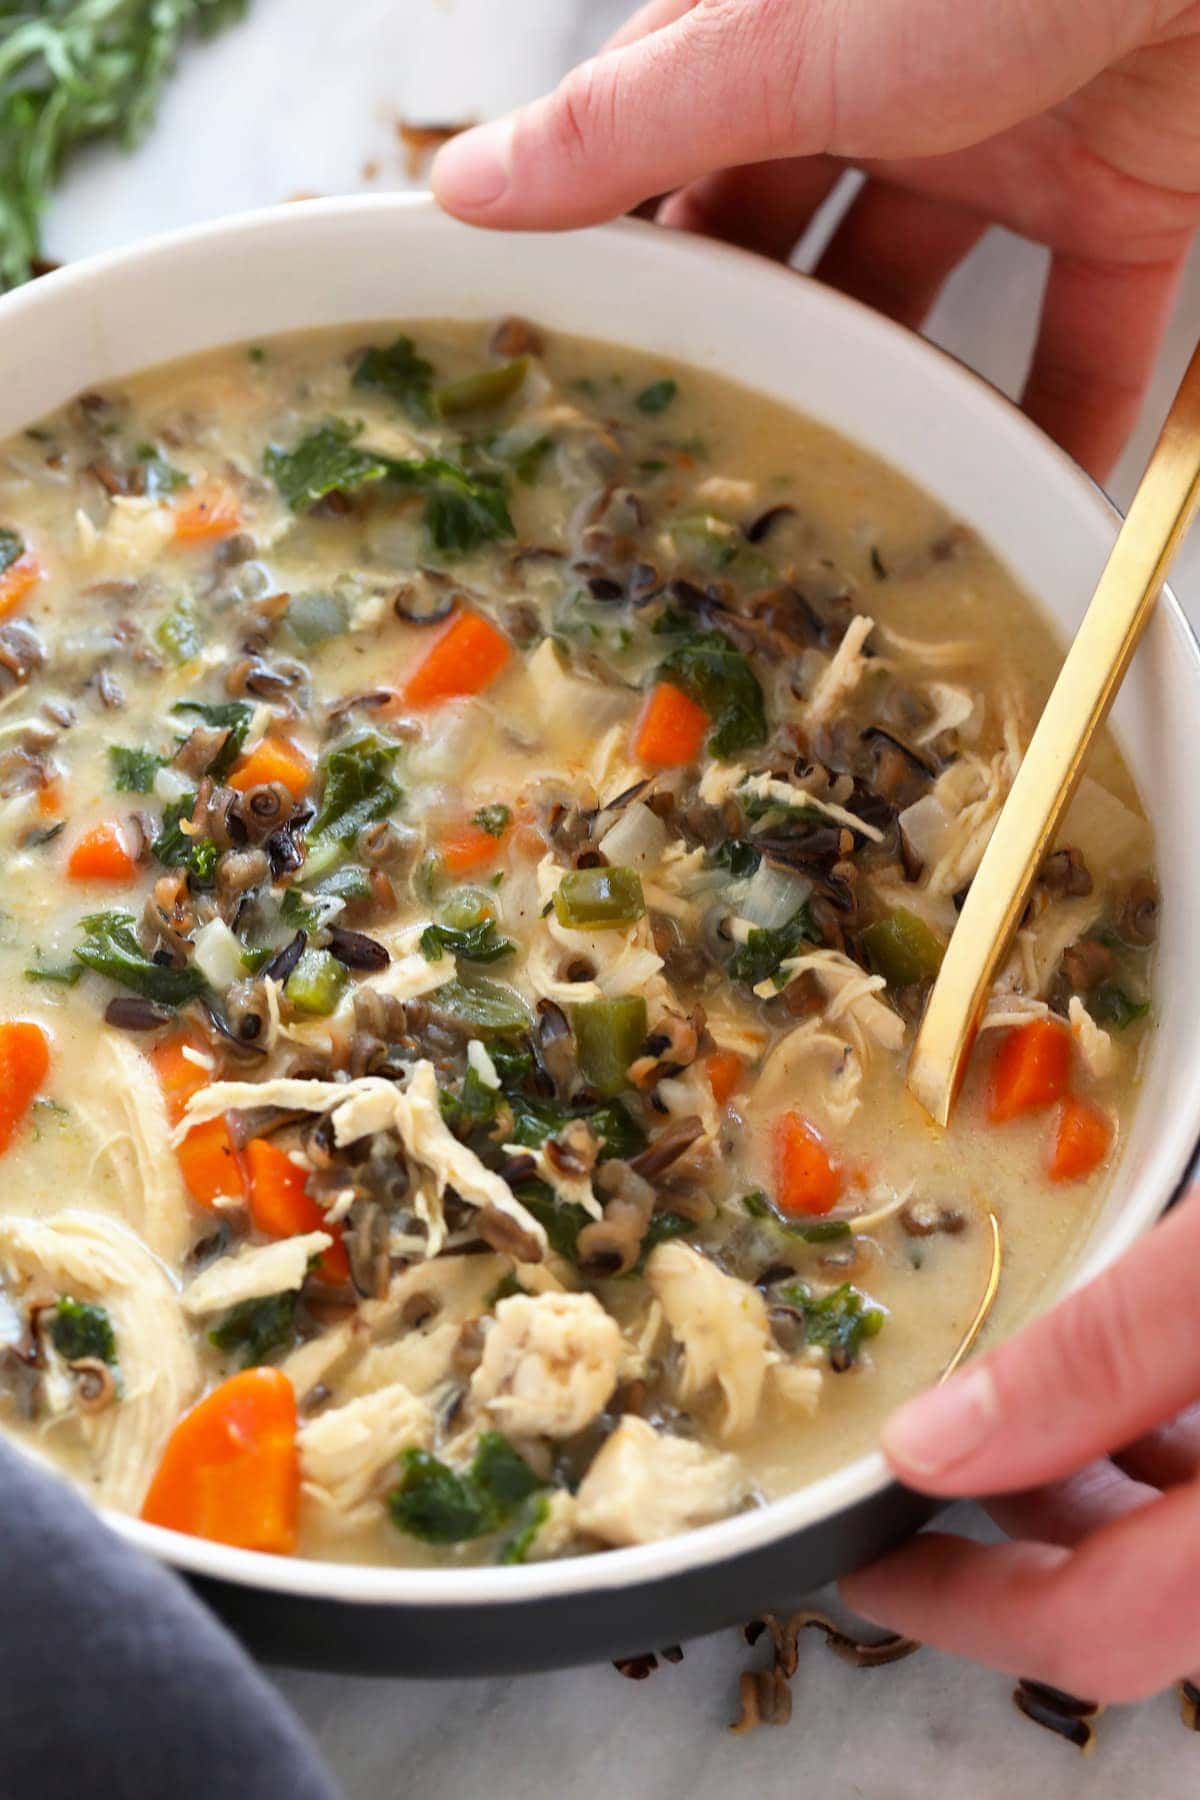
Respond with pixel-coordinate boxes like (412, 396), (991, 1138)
(908, 341), (1200, 1127)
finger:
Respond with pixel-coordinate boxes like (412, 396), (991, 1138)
(431, 6), (837, 229)
(814, 180), (986, 329)
(986, 1457), (1157, 1549)
(879, 1187), (1200, 1498)
(1115, 1400), (1200, 1491)
(604, 0), (695, 52)
(841, 1478), (1200, 1703)
(659, 157), (844, 261)
(1022, 249), (1190, 482)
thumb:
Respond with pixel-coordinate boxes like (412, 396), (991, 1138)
(430, 0), (1161, 231)
(431, 3), (835, 229)
(879, 1188), (1200, 1498)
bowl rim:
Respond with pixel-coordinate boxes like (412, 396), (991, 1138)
(6, 191), (1199, 1608)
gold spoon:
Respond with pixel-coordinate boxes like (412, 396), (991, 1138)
(907, 341), (1200, 1126)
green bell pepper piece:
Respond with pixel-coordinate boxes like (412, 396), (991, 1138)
(434, 358), (529, 418)
(285, 947), (349, 1016)
(433, 978), (531, 1036)
(862, 908), (945, 988)
(553, 867), (645, 930)
(570, 996), (648, 1098)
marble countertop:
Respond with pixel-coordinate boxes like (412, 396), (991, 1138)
(42, 3), (1200, 1793)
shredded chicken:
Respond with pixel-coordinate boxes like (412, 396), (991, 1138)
(469, 1292), (623, 1438)
(1069, 996), (1116, 1080)
(766, 948), (905, 1052)
(300, 1382), (433, 1521)
(737, 771), (886, 845)
(70, 1035), (196, 1265)
(646, 1242), (772, 1439)
(0, 1212), (199, 1511)
(803, 614), (875, 727)
(754, 1019), (865, 1128)
(575, 1416), (746, 1545)
(183, 1233), (331, 1317)
(179, 1062), (547, 1260)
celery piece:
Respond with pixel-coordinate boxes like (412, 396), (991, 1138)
(553, 867), (645, 930)
(570, 996), (647, 1098)
(286, 591), (348, 647)
(285, 947), (348, 1016)
(155, 599), (201, 664)
(433, 978), (530, 1036)
(862, 908), (945, 988)
(434, 358), (528, 418)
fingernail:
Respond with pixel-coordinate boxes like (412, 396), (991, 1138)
(431, 119), (513, 212)
(881, 1367), (998, 1478)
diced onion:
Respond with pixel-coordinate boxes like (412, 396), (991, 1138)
(598, 801), (669, 870)
(737, 860), (812, 930)
(192, 919), (245, 991)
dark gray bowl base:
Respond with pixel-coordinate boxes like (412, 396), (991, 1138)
(189, 1482), (938, 1677)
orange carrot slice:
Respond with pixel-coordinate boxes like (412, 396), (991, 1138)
(140, 1367), (299, 1553)
(705, 1049), (744, 1107)
(174, 482), (241, 543)
(152, 1035), (245, 1211)
(0, 1021), (50, 1156)
(229, 737), (312, 801)
(401, 609), (510, 707)
(0, 551), (42, 619)
(66, 821), (139, 883)
(245, 1138), (349, 1284)
(440, 820), (508, 876)
(632, 681), (709, 767)
(988, 1018), (1071, 1123)
(773, 1112), (843, 1216)
(1049, 1096), (1113, 1182)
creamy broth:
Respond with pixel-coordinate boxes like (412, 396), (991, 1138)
(0, 320), (1155, 1567)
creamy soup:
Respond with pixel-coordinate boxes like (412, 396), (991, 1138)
(0, 319), (1156, 1567)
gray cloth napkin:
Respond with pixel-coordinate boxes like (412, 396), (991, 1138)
(0, 1439), (340, 1800)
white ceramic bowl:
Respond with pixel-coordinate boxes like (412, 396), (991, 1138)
(2, 194), (1197, 1673)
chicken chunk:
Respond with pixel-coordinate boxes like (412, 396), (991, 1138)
(646, 1242), (772, 1439)
(182, 1233), (331, 1318)
(300, 1383), (433, 1520)
(469, 1291), (622, 1438)
(0, 1211), (199, 1511)
(575, 1416), (745, 1545)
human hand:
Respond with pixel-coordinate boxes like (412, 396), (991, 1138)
(432, 0), (1200, 480)
(840, 1186), (1200, 1704)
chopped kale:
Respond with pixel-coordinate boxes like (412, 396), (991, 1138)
(728, 905), (818, 988)
(265, 422), (514, 553)
(170, 699), (254, 778)
(51, 1297), (117, 1366)
(208, 1290), (299, 1368)
(0, 0), (245, 291)
(265, 420), (394, 511)
(0, 528), (24, 573)
(655, 619), (767, 759)
(24, 958), (84, 986)
(708, 838), (761, 879)
(741, 1189), (851, 1243)
(473, 803), (512, 837)
(777, 1280), (885, 1367)
(412, 460), (514, 555)
(109, 745), (169, 793)
(151, 798), (219, 887)
(305, 732), (402, 874)
(499, 1493), (551, 1565)
(351, 335), (435, 420)
(511, 435), (555, 485)
(419, 918), (515, 964)
(388, 1431), (543, 1544)
(506, 1091), (645, 1161)
(516, 1187), (590, 1262)
(635, 378), (677, 415)
(136, 442), (188, 497)
(73, 910), (208, 1005)
(279, 864), (372, 929)
(1089, 982), (1150, 1030)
